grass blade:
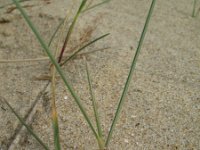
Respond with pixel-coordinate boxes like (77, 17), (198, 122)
(192, 0), (197, 17)
(82, 0), (111, 13)
(58, 0), (87, 63)
(12, 0), (99, 141)
(85, 60), (103, 141)
(105, 0), (157, 147)
(1, 97), (49, 150)
(61, 33), (110, 66)
(51, 66), (61, 150)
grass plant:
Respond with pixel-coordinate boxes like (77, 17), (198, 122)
(4, 0), (156, 149)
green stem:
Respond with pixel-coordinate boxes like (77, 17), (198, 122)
(105, 0), (157, 147)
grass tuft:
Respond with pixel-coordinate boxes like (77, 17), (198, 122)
(9, 0), (157, 149)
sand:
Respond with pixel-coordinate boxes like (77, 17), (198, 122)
(0, 0), (200, 149)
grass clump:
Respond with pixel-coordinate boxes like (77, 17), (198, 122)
(3, 0), (157, 149)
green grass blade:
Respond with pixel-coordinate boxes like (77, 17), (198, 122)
(2, 97), (49, 150)
(12, 0), (99, 140)
(51, 75), (61, 150)
(61, 33), (110, 66)
(192, 0), (197, 17)
(85, 60), (103, 139)
(82, 0), (111, 13)
(105, 0), (157, 147)
(52, 111), (61, 150)
(58, 0), (87, 62)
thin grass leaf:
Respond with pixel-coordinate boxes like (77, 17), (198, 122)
(1, 97), (49, 150)
(85, 60), (103, 140)
(61, 33), (110, 66)
(192, 0), (197, 17)
(52, 100), (61, 150)
(12, 0), (99, 141)
(58, 0), (87, 63)
(52, 118), (60, 150)
(105, 0), (157, 147)
(51, 67), (61, 150)
(82, 0), (110, 13)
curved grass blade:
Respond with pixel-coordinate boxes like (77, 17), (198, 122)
(61, 33), (110, 66)
(12, 0), (99, 141)
(1, 97), (49, 150)
(105, 0), (157, 147)
(58, 0), (87, 63)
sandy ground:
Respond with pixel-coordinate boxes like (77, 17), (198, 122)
(0, 0), (200, 149)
